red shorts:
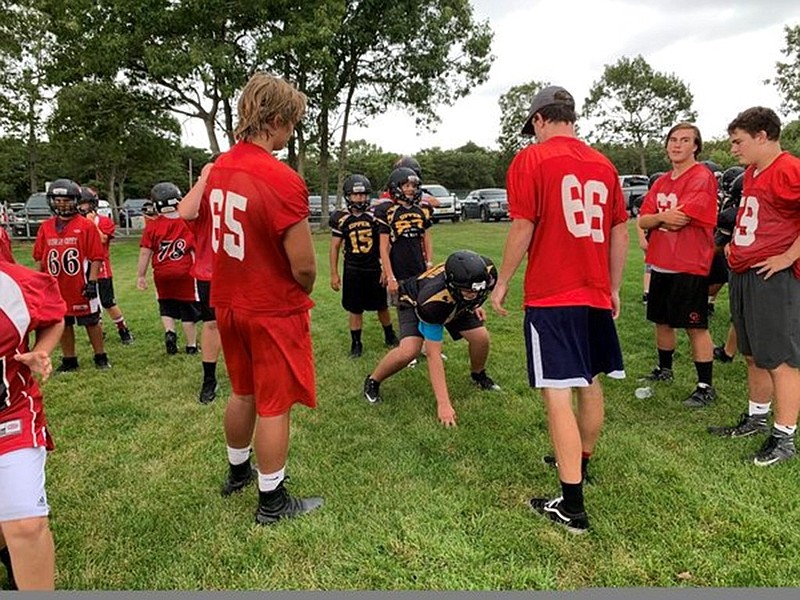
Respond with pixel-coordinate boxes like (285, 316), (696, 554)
(216, 307), (316, 417)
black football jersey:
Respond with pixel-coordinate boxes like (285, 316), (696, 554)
(330, 209), (381, 269)
(374, 202), (433, 280)
(398, 265), (459, 325)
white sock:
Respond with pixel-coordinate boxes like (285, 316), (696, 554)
(227, 446), (251, 465)
(775, 424), (796, 436)
(749, 401), (771, 416)
(258, 466), (286, 492)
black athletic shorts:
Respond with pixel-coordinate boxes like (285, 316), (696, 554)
(707, 253), (729, 286)
(98, 277), (117, 309)
(65, 311), (101, 327)
(196, 279), (216, 322)
(342, 264), (387, 314)
(158, 299), (201, 323)
(397, 305), (483, 341)
(646, 270), (708, 329)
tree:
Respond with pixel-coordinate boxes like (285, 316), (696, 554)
(772, 24), (800, 116)
(0, 2), (56, 193)
(47, 81), (181, 208)
(583, 55), (696, 175)
(496, 80), (548, 165)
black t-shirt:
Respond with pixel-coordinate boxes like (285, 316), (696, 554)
(374, 201), (433, 281)
(329, 209), (381, 269)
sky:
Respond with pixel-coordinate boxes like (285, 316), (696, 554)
(180, 0), (800, 154)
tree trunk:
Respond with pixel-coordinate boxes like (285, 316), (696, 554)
(204, 115), (221, 154)
(638, 141), (648, 176)
(27, 96), (38, 193)
(318, 105), (330, 231)
(335, 73), (358, 207)
(222, 96), (235, 148)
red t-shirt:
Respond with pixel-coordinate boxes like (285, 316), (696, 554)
(0, 227), (14, 263)
(90, 214), (116, 278)
(640, 163), (718, 276)
(506, 135), (629, 309)
(206, 141), (314, 316)
(139, 215), (198, 302)
(0, 262), (66, 455)
(728, 152), (800, 277)
(32, 215), (104, 316)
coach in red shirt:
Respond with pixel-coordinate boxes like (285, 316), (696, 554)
(707, 107), (800, 466)
(638, 123), (718, 408)
(492, 86), (629, 534)
(205, 73), (322, 524)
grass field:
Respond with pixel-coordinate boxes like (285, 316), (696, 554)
(7, 220), (800, 590)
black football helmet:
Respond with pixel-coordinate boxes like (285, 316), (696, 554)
(648, 172), (665, 190)
(142, 201), (157, 217)
(393, 156), (422, 179)
(445, 250), (492, 310)
(721, 166), (745, 194)
(77, 186), (99, 215)
(727, 172), (744, 208)
(701, 160), (723, 179)
(343, 174), (372, 211)
(46, 178), (82, 217)
(388, 167), (421, 203)
(150, 182), (182, 214)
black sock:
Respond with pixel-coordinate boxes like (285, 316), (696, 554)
(202, 361), (217, 381)
(62, 356), (78, 367)
(658, 349), (674, 371)
(581, 455), (591, 479)
(350, 329), (362, 343)
(383, 324), (395, 338)
(560, 480), (585, 515)
(695, 360), (713, 386)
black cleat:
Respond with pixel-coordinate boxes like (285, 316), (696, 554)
(713, 345), (734, 363)
(118, 327), (134, 345)
(221, 464), (256, 497)
(708, 413), (768, 438)
(185, 345), (199, 355)
(707, 302), (715, 317)
(640, 366), (674, 382)
(752, 430), (796, 467)
(0, 546), (16, 591)
(683, 384), (716, 408)
(255, 479), (323, 525)
(165, 331), (178, 355)
(471, 370), (501, 391)
(56, 357), (79, 373)
(199, 379), (218, 404)
(529, 496), (589, 534)
(349, 341), (363, 359)
(93, 353), (111, 370)
(363, 376), (381, 404)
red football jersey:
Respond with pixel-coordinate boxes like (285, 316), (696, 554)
(728, 152), (800, 277)
(0, 262), (66, 456)
(0, 227), (14, 263)
(206, 142), (314, 316)
(640, 163), (717, 276)
(188, 207), (213, 282)
(89, 214), (116, 278)
(32, 215), (104, 316)
(139, 215), (198, 302)
(506, 135), (629, 309)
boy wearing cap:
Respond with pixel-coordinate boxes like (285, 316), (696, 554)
(492, 85), (629, 534)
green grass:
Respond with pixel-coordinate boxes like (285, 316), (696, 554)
(8, 220), (800, 590)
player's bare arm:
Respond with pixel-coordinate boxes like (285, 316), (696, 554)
(15, 320), (65, 382)
(136, 247), (153, 290)
(609, 222), (629, 319)
(178, 162), (214, 221)
(380, 233), (398, 295)
(329, 237), (343, 291)
(491, 218), (535, 316)
(425, 338), (456, 427)
(283, 219), (316, 294)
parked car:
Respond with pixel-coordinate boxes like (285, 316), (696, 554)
(12, 192), (51, 237)
(308, 195), (337, 223)
(421, 183), (459, 223)
(97, 199), (113, 220)
(119, 198), (151, 228)
(619, 174), (649, 216)
(461, 188), (509, 222)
